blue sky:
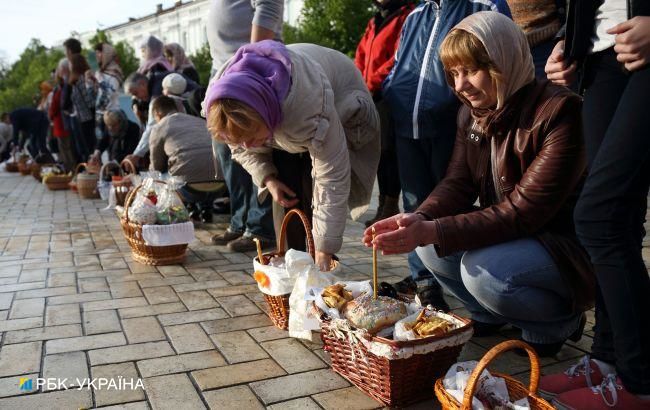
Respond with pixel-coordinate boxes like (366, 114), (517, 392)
(0, 0), (178, 63)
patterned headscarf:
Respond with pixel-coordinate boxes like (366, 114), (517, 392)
(163, 43), (194, 71)
(99, 44), (124, 84)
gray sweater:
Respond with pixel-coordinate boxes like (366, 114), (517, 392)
(207, 0), (284, 72)
(149, 113), (219, 183)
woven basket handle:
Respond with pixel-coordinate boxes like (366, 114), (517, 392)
(99, 161), (121, 179)
(121, 158), (137, 175)
(461, 340), (541, 409)
(277, 208), (315, 258)
(74, 162), (87, 177)
(123, 180), (184, 224)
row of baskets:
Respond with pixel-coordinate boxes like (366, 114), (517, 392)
(252, 209), (552, 409)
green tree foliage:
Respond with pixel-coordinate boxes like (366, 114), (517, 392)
(0, 39), (63, 113)
(87, 30), (139, 77)
(189, 43), (211, 87)
(113, 41), (139, 78)
(283, 0), (374, 57)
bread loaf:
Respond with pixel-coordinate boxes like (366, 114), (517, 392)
(343, 293), (407, 334)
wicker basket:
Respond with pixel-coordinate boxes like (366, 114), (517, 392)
(5, 162), (19, 172)
(75, 163), (100, 199)
(6, 153), (20, 173)
(114, 159), (136, 207)
(253, 209), (314, 330)
(18, 159), (31, 175)
(43, 166), (72, 191)
(320, 311), (472, 407)
(120, 181), (188, 265)
(31, 162), (55, 182)
(434, 340), (554, 409)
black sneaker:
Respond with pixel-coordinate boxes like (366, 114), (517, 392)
(416, 285), (450, 312)
(392, 276), (418, 295)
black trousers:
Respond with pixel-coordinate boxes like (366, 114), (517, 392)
(575, 48), (650, 394)
(273, 150), (313, 252)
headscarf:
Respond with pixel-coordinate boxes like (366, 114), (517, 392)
(163, 43), (194, 71)
(99, 44), (124, 84)
(203, 40), (292, 132)
(137, 35), (173, 75)
(450, 12), (534, 111)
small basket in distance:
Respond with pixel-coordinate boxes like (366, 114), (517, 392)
(434, 340), (554, 409)
(42, 165), (72, 191)
(120, 180), (188, 266)
(114, 158), (136, 207)
(76, 163), (100, 199)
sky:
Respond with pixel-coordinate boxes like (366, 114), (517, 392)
(0, 0), (179, 63)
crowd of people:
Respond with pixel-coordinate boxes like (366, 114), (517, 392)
(1, 1), (649, 408)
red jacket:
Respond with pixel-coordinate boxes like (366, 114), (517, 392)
(354, 4), (414, 96)
(48, 87), (69, 138)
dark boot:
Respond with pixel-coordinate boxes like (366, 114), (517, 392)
(365, 194), (385, 228)
(416, 284), (450, 311)
(379, 195), (400, 220)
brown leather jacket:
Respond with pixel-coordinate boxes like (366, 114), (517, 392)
(417, 80), (595, 311)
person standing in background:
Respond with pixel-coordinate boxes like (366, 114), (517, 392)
(68, 54), (97, 159)
(541, 1), (650, 408)
(164, 43), (200, 84)
(87, 42), (124, 166)
(506, 0), (565, 77)
(123, 35), (173, 169)
(205, 0), (282, 252)
(49, 59), (77, 172)
(355, 0), (414, 228)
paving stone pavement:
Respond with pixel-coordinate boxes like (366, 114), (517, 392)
(0, 173), (647, 409)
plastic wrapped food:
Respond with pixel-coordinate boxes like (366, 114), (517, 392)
(155, 177), (189, 225)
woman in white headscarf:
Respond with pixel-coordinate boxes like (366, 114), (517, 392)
(365, 11), (594, 357)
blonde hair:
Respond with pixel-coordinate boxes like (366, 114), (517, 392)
(207, 99), (265, 143)
(439, 29), (502, 88)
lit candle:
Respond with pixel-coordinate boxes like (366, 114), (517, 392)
(253, 238), (265, 265)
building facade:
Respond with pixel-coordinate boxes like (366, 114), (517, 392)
(78, 0), (304, 57)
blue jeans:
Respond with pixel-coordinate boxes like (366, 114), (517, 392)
(416, 238), (582, 344)
(213, 141), (274, 239)
(396, 136), (454, 287)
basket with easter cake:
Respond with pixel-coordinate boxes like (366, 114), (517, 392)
(313, 229), (473, 407)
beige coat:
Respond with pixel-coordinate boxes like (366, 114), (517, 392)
(229, 44), (380, 253)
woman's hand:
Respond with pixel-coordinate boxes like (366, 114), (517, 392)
(315, 251), (333, 272)
(545, 40), (578, 86)
(363, 213), (435, 255)
(264, 176), (299, 208)
(608, 16), (650, 72)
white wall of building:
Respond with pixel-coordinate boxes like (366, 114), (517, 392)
(78, 0), (304, 60)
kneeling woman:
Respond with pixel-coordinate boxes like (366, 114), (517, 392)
(204, 40), (380, 271)
(365, 12), (594, 356)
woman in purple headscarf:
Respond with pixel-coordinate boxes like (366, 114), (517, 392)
(204, 40), (380, 271)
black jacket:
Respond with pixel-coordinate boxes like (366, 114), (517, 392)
(97, 120), (141, 163)
(564, 0), (650, 64)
